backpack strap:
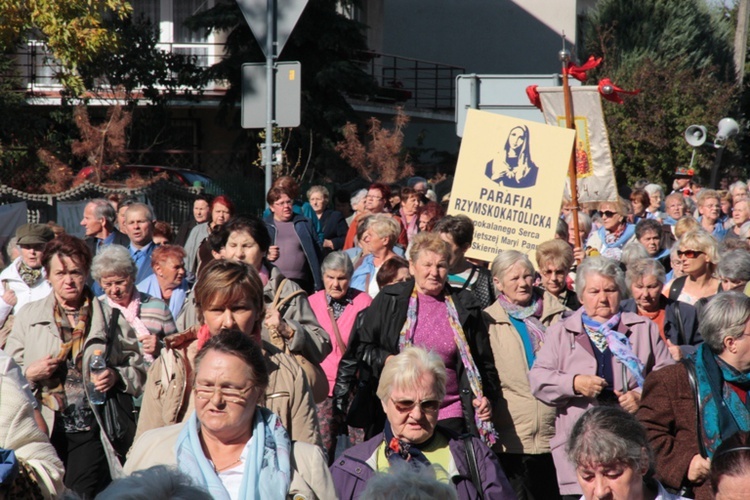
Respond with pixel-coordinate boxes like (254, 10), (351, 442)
(462, 434), (485, 500)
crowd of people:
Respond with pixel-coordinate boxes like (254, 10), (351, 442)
(2, 170), (750, 499)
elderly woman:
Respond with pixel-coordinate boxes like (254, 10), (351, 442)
(308, 251), (372, 462)
(716, 249), (750, 293)
(0, 224), (55, 347)
(664, 230), (722, 305)
(583, 198), (636, 261)
(645, 183), (666, 220)
(417, 201), (445, 233)
(264, 186), (323, 294)
(636, 218), (673, 272)
(344, 183), (406, 250)
(536, 239), (579, 310)
(528, 256), (674, 497)
(638, 292), (750, 500)
(5, 235), (144, 497)
(307, 185), (348, 252)
(331, 346), (515, 500)
(696, 189), (728, 241)
(629, 189), (652, 224)
(91, 245), (177, 366)
(484, 250), (568, 499)
(565, 211), (593, 251)
(137, 259), (323, 448)
(710, 431), (750, 499)
(398, 186), (421, 244)
(569, 406), (685, 500)
(137, 244), (189, 321)
(621, 259), (701, 362)
(350, 232), (500, 442)
(351, 213), (402, 298)
(126, 330), (335, 499)
(184, 195), (235, 276)
(376, 256), (411, 289)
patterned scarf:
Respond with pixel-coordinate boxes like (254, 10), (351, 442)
(399, 208), (419, 243)
(327, 289), (354, 320)
(17, 261), (42, 287)
(41, 289), (93, 412)
(106, 293), (154, 365)
(581, 312), (645, 388)
(694, 344), (750, 458)
(398, 286), (498, 446)
(383, 422), (433, 469)
(496, 292), (546, 353)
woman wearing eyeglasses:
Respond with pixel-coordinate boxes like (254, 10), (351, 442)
(135, 259), (323, 448)
(579, 198), (635, 262)
(126, 330), (336, 499)
(331, 346), (515, 500)
(663, 230), (721, 306)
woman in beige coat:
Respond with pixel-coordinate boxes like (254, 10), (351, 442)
(483, 249), (568, 500)
(5, 235), (144, 498)
(136, 259), (322, 447)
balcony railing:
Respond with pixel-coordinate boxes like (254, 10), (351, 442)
(356, 51), (464, 111)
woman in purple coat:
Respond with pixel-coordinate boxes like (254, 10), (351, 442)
(330, 346), (516, 500)
(528, 256), (674, 498)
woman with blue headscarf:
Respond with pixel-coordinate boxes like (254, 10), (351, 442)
(528, 256), (674, 498)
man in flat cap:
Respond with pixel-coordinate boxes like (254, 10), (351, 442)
(0, 223), (55, 346)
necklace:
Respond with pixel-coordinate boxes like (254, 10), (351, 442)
(213, 457), (242, 473)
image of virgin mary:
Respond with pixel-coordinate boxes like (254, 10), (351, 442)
(484, 125), (539, 188)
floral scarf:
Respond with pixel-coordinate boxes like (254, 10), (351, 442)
(694, 344), (750, 458)
(384, 421), (433, 469)
(41, 289), (93, 412)
(581, 312), (645, 388)
(496, 292), (546, 354)
(398, 286), (498, 446)
(17, 261), (42, 287)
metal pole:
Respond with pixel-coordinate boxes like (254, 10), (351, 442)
(264, 0), (276, 206)
(710, 147), (725, 190)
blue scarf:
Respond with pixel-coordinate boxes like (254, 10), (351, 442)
(581, 312), (646, 387)
(595, 224), (636, 261)
(383, 422), (433, 469)
(174, 408), (291, 499)
(693, 344), (750, 458)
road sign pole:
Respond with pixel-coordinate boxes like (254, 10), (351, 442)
(264, 0), (276, 205)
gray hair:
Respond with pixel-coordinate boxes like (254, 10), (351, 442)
(565, 211), (593, 240)
(321, 251), (354, 279)
(700, 292), (750, 354)
(730, 181), (748, 195)
(350, 188), (367, 208)
(307, 185), (329, 201)
(91, 244), (137, 282)
(717, 250), (750, 283)
(359, 462), (457, 500)
(6, 236), (17, 254)
(88, 198), (116, 225)
(490, 250), (534, 281)
(407, 176), (428, 189)
(567, 406), (654, 477)
(665, 192), (688, 211)
(125, 202), (155, 222)
(95, 465), (211, 499)
(644, 184), (664, 198)
(368, 214), (401, 247)
(377, 346), (447, 403)
(625, 258), (667, 288)
(575, 256), (627, 301)
(621, 242), (651, 270)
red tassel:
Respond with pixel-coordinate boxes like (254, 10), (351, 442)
(598, 78), (641, 104)
(526, 85), (541, 109)
(564, 56), (602, 82)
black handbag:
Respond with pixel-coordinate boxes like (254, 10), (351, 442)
(345, 365), (374, 429)
(99, 308), (137, 462)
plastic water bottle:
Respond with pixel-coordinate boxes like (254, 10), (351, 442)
(89, 350), (107, 405)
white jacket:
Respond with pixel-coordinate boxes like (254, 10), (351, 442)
(0, 258), (52, 325)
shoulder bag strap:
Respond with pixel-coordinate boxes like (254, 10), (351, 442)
(327, 306), (347, 353)
(681, 357), (707, 459)
(104, 307), (120, 362)
(669, 275), (687, 302)
(462, 434), (485, 500)
(461, 265), (477, 292)
(672, 302), (686, 346)
(272, 279), (307, 312)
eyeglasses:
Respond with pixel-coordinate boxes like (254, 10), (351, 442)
(677, 250), (705, 259)
(273, 200), (293, 207)
(194, 384), (255, 404)
(390, 398), (441, 414)
(600, 210), (618, 218)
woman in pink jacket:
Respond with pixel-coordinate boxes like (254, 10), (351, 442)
(308, 251), (372, 463)
(528, 256), (674, 498)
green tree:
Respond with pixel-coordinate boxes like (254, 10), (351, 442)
(581, 0), (740, 187)
(185, 0), (376, 180)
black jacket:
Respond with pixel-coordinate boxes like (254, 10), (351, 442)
(337, 279), (501, 438)
(620, 296), (702, 355)
(318, 209), (348, 252)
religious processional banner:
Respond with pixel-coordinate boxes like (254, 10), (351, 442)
(536, 86), (618, 203)
(448, 109), (575, 262)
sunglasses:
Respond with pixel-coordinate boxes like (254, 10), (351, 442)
(390, 398), (441, 414)
(677, 250), (705, 259)
(600, 210), (618, 218)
